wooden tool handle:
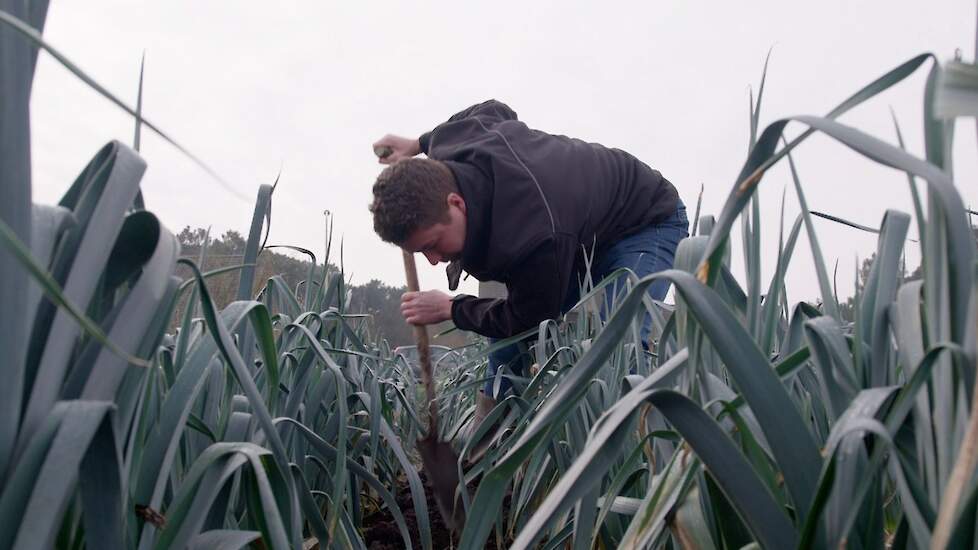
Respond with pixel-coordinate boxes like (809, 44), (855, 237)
(402, 251), (437, 427)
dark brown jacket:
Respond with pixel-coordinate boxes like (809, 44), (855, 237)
(420, 100), (679, 338)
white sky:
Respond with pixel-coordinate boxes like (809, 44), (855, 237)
(28, 1), (978, 306)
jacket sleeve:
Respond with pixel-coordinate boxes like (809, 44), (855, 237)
(449, 235), (577, 339)
(419, 99), (518, 154)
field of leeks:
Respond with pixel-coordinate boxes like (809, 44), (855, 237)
(3, 1), (978, 548)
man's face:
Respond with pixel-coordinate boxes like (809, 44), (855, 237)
(402, 192), (467, 265)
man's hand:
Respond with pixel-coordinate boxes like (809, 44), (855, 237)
(373, 134), (421, 164)
(401, 290), (453, 325)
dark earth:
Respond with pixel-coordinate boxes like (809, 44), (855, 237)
(361, 471), (513, 549)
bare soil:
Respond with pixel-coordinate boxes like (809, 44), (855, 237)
(361, 471), (513, 550)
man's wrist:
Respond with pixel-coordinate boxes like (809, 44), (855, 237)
(443, 294), (455, 322)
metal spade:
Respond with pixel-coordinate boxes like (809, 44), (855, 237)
(402, 250), (465, 531)
(376, 143), (464, 529)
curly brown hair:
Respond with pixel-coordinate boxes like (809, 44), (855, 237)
(369, 158), (458, 244)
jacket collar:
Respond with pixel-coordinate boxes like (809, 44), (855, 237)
(443, 160), (492, 277)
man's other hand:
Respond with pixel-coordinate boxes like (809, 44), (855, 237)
(373, 134), (421, 164)
(401, 290), (452, 325)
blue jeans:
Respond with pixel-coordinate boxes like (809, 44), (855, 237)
(485, 203), (689, 398)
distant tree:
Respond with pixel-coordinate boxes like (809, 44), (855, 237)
(349, 279), (414, 346)
(177, 226), (208, 249)
(835, 225), (978, 321)
(838, 253), (921, 322)
(218, 230), (246, 254)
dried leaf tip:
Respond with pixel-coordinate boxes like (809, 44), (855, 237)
(737, 167), (765, 194)
(135, 504), (166, 529)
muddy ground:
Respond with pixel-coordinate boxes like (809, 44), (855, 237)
(361, 471), (513, 549)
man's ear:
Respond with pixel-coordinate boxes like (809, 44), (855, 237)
(447, 192), (466, 214)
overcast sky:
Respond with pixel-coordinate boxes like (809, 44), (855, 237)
(28, 1), (977, 305)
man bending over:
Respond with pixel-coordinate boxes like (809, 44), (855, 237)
(369, 99), (688, 454)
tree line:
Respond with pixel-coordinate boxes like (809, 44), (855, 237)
(173, 226), (470, 348)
